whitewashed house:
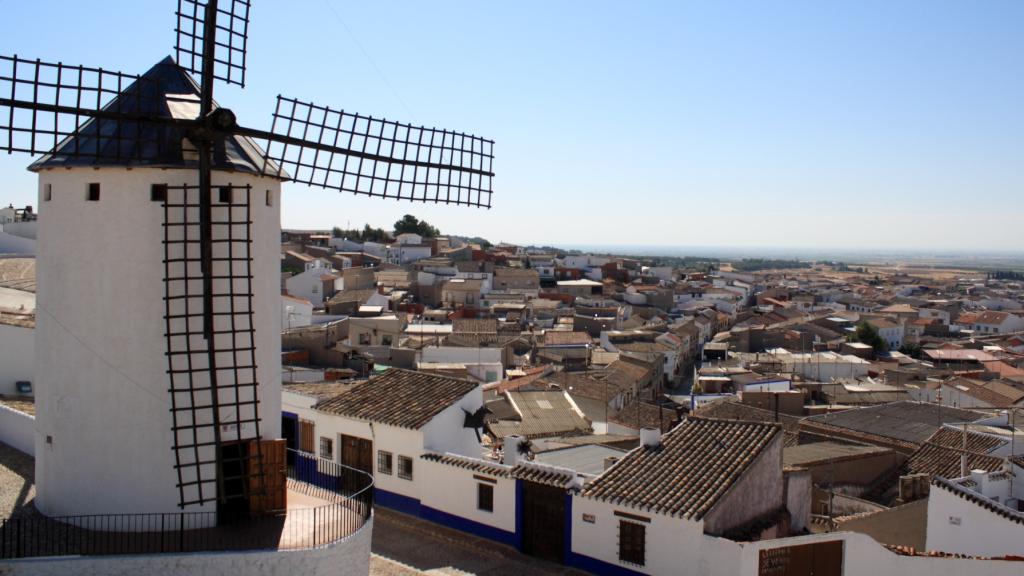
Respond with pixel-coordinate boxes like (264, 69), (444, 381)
(282, 369), (485, 512)
(926, 461), (1024, 558)
(285, 258), (342, 307)
(571, 418), (790, 574)
(281, 294), (314, 329)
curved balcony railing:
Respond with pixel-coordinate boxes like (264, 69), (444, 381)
(0, 448), (373, 559)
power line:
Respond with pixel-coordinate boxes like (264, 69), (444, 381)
(319, 0), (415, 118)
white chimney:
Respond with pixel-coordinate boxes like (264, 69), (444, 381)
(504, 435), (523, 466)
(603, 456), (619, 471)
(970, 469), (987, 494)
(640, 427), (661, 448)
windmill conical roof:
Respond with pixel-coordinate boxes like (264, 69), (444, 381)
(29, 56), (284, 178)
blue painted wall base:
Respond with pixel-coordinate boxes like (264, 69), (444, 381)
(374, 488), (422, 517)
(566, 551), (649, 576)
(421, 505), (519, 549)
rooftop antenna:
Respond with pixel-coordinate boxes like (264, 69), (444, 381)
(1, 0), (494, 513)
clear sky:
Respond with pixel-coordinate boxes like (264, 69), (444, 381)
(1, 1), (1021, 252)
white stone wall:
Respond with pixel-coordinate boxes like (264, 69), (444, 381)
(420, 387), (485, 457)
(571, 495), (743, 575)
(0, 516), (372, 576)
(926, 485), (1024, 557)
(418, 458), (515, 533)
(0, 323), (33, 395)
(33, 168), (281, 518)
(0, 403), (35, 456)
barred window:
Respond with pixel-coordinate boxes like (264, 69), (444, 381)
(397, 455), (413, 481)
(477, 483), (494, 512)
(320, 436), (333, 460)
(378, 450), (393, 475)
(618, 520), (645, 566)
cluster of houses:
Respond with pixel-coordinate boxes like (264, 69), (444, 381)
(272, 232), (1024, 574)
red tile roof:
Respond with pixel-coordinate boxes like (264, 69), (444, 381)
(315, 368), (478, 429)
(581, 417), (781, 519)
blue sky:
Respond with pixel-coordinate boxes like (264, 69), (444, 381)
(1, 1), (1021, 252)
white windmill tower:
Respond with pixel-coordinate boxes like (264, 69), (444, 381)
(1, 0), (494, 525)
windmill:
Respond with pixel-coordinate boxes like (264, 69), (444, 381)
(1, 0), (494, 522)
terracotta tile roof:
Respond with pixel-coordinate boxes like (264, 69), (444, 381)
(541, 331), (593, 346)
(283, 381), (360, 400)
(315, 368), (478, 429)
(512, 463), (578, 489)
(552, 371), (632, 401)
(693, 397), (801, 434)
(581, 417), (782, 519)
(924, 349), (998, 363)
(608, 399), (679, 433)
(906, 427), (1007, 478)
(452, 318), (498, 334)
(420, 452), (510, 477)
(944, 377), (1024, 407)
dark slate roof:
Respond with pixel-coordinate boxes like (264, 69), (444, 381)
(29, 57), (284, 177)
(315, 368), (478, 429)
(802, 402), (985, 446)
(488, 390), (592, 439)
(783, 441), (891, 468)
(581, 417), (782, 519)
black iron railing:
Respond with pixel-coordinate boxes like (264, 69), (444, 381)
(0, 449), (372, 559)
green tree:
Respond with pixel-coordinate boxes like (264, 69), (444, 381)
(899, 343), (923, 359)
(393, 214), (440, 238)
(849, 321), (887, 353)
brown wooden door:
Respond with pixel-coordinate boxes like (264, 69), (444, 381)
(521, 481), (565, 563)
(340, 434), (373, 493)
(758, 540), (843, 576)
(249, 439), (287, 515)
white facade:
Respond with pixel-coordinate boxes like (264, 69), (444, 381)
(419, 456), (517, 534)
(282, 295), (314, 329)
(33, 167), (282, 518)
(282, 383), (484, 504)
(285, 261), (339, 307)
(0, 323), (33, 395)
(926, 471), (1024, 558)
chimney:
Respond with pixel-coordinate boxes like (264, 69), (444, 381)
(603, 456), (619, 471)
(640, 427), (661, 448)
(970, 469), (987, 495)
(503, 435), (523, 466)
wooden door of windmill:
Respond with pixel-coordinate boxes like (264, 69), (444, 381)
(249, 439), (287, 515)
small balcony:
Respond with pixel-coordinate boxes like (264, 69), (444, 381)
(0, 449), (372, 559)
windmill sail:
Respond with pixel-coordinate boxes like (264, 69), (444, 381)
(175, 0), (251, 88)
(238, 96), (495, 208)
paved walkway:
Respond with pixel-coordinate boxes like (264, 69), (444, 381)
(370, 508), (589, 576)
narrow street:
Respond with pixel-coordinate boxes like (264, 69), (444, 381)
(369, 508), (588, 576)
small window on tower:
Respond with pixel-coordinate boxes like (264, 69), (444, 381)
(87, 183), (100, 201)
(218, 186), (233, 204)
(151, 184), (168, 203)
(44, 184), (52, 202)
(265, 189), (273, 207)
